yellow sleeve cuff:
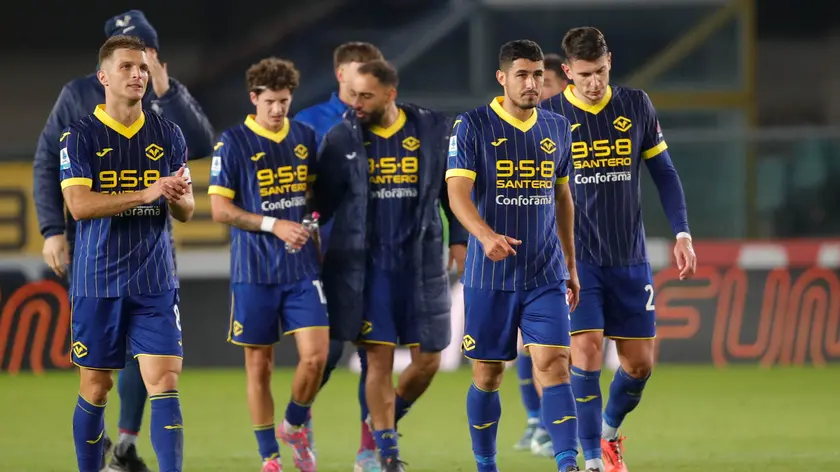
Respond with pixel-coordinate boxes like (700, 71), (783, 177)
(208, 185), (235, 199)
(445, 169), (477, 181)
(61, 178), (93, 190)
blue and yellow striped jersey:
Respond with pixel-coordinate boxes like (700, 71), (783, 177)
(208, 115), (319, 285)
(541, 85), (668, 266)
(446, 97), (572, 291)
(59, 105), (184, 298)
(365, 108), (421, 270)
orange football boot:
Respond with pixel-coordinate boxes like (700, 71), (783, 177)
(601, 435), (628, 472)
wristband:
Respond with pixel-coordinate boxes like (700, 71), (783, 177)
(182, 166), (192, 184)
(260, 216), (277, 233)
(676, 232), (692, 241)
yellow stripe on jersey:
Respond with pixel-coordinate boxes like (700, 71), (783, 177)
(562, 85), (613, 115)
(61, 177), (93, 190)
(244, 115), (290, 144)
(642, 141), (668, 159)
(208, 185), (236, 199)
(369, 108), (407, 139)
(555, 175), (569, 185)
(489, 97), (537, 133)
(446, 169), (477, 181)
(93, 105), (145, 139)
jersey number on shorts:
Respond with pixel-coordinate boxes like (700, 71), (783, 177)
(644, 284), (655, 311)
(174, 304), (182, 331)
(312, 280), (327, 304)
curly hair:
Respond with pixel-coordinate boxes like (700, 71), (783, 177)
(246, 57), (300, 94)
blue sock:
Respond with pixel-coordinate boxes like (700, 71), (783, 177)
(149, 390), (184, 472)
(604, 367), (650, 436)
(466, 383), (501, 471)
(571, 366), (603, 460)
(516, 352), (541, 420)
(394, 395), (414, 424)
(540, 383), (578, 470)
(358, 348), (370, 422)
(117, 355), (148, 435)
(285, 400), (311, 428)
(373, 429), (400, 458)
(254, 424), (280, 461)
(73, 394), (106, 472)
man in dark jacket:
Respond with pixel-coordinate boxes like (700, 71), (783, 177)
(313, 60), (467, 472)
(31, 10), (213, 472)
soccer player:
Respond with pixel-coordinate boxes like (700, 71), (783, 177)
(293, 41), (386, 472)
(209, 57), (329, 472)
(33, 10), (213, 471)
(541, 27), (697, 472)
(447, 39), (583, 472)
(513, 50), (571, 457)
(312, 59), (467, 472)
(61, 35), (194, 472)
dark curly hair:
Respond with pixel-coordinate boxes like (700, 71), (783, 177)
(246, 57), (300, 94)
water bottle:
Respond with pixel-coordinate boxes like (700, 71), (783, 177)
(286, 211), (320, 254)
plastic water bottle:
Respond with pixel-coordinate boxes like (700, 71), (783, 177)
(286, 211), (320, 254)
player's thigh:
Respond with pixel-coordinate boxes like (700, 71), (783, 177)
(71, 295), (129, 370)
(228, 283), (284, 347)
(603, 263), (656, 340)
(282, 276), (330, 362)
(571, 262), (607, 336)
(462, 286), (520, 362)
(358, 267), (399, 347)
(395, 276), (422, 349)
(127, 289), (184, 358)
(520, 282), (572, 358)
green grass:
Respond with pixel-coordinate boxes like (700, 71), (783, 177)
(2, 366), (838, 471)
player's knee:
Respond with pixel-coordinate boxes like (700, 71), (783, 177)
(79, 370), (114, 404)
(531, 348), (571, 385)
(298, 348), (328, 376)
(145, 370), (179, 395)
(621, 358), (653, 379)
(472, 361), (505, 391)
(411, 351), (441, 379)
(571, 332), (604, 370)
(244, 347), (274, 384)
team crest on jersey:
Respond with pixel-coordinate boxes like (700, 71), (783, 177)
(72, 341), (88, 358)
(294, 144), (309, 159)
(540, 138), (557, 154)
(448, 135), (457, 157)
(145, 144), (164, 161)
(613, 116), (633, 133)
(402, 136), (420, 151)
(232, 321), (243, 336)
(461, 335), (476, 352)
(210, 155), (222, 176)
(59, 147), (70, 170)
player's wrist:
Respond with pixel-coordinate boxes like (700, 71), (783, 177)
(676, 231), (692, 241)
(260, 216), (278, 233)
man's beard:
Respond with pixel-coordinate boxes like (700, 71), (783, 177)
(360, 107), (386, 127)
(510, 94), (538, 110)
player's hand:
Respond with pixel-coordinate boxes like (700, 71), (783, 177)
(566, 266), (580, 312)
(479, 232), (521, 262)
(448, 243), (467, 275)
(674, 236), (697, 280)
(147, 49), (171, 97)
(161, 167), (190, 203)
(273, 220), (310, 250)
(42, 234), (69, 277)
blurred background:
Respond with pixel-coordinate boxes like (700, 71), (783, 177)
(1, 0), (838, 470)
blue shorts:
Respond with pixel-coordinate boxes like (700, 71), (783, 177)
(71, 289), (183, 370)
(572, 262), (656, 339)
(462, 282), (570, 362)
(228, 276), (329, 346)
(358, 266), (419, 347)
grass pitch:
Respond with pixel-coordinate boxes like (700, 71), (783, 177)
(1, 366), (838, 471)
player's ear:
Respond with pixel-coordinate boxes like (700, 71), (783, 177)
(561, 63), (572, 81)
(606, 52), (612, 69)
(388, 86), (398, 103)
(97, 69), (108, 87)
(249, 91), (259, 108)
(335, 66), (343, 83)
(495, 70), (505, 87)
